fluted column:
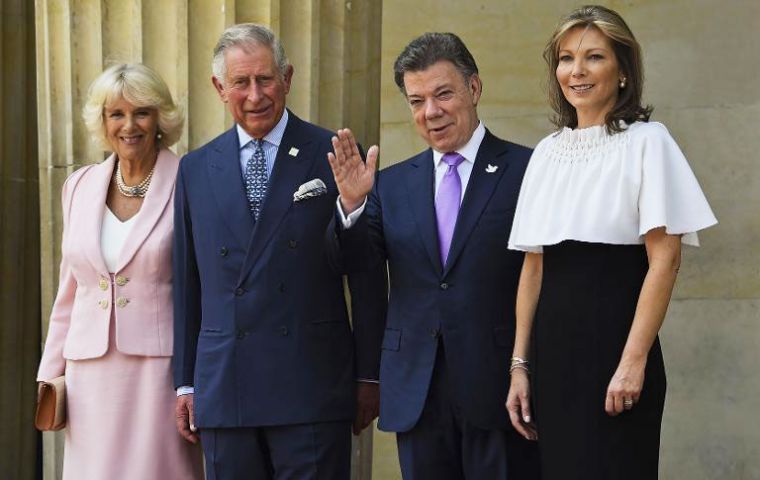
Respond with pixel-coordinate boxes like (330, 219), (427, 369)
(35, 1), (381, 478)
(0, 1), (40, 479)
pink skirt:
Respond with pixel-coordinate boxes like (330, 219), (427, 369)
(62, 314), (204, 480)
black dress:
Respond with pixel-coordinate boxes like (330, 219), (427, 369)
(533, 241), (667, 480)
(509, 123), (717, 479)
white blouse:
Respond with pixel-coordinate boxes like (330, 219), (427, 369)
(508, 121), (717, 253)
(101, 207), (138, 273)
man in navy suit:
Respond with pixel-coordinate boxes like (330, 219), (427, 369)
(172, 23), (386, 479)
(328, 33), (541, 479)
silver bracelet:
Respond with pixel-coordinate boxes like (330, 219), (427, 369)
(510, 356), (529, 367)
(509, 363), (530, 375)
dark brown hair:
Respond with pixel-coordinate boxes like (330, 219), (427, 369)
(393, 32), (479, 96)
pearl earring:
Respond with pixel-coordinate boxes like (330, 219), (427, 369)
(619, 78), (626, 89)
(156, 132), (163, 140)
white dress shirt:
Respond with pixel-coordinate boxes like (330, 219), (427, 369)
(236, 109), (288, 178)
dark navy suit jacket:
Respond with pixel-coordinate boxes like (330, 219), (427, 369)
(173, 112), (386, 428)
(332, 130), (531, 432)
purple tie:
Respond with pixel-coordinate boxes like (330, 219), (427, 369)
(435, 152), (465, 266)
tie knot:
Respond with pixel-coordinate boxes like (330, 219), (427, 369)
(442, 152), (465, 168)
(252, 138), (264, 149)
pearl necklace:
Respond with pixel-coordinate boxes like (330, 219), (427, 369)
(114, 160), (156, 198)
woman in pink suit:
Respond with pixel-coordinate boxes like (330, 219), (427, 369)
(37, 63), (203, 480)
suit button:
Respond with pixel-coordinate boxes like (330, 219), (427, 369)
(430, 328), (440, 338)
(115, 276), (129, 286)
(98, 277), (109, 291)
(288, 240), (298, 249)
(116, 297), (130, 308)
(280, 326), (289, 336)
(220, 246), (229, 257)
(235, 288), (245, 296)
(98, 299), (109, 309)
(440, 282), (449, 290)
(235, 330), (245, 339)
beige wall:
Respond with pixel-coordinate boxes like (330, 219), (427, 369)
(376, 1), (759, 479)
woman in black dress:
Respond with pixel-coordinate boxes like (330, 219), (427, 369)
(505, 5), (716, 479)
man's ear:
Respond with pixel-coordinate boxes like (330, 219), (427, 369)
(282, 65), (294, 95)
(468, 73), (482, 106)
(211, 75), (228, 103)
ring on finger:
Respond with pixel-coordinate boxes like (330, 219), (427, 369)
(623, 398), (634, 409)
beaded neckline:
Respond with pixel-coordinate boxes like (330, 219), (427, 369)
(552, 122), (638, 148)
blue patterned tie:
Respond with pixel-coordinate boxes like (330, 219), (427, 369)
(244, 139), (268, 219)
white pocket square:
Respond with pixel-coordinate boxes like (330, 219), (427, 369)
(485, 164), (498, 173)
(293, 178), (327, 202)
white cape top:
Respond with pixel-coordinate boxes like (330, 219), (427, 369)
(508, 121), (717, 253)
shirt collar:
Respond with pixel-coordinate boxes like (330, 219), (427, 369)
(237, 109), (289, 149)
(432, 121), (486, 167)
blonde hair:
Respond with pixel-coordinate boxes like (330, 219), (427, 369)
(544, 5), (652, 133)
(82, 63), (184, 150)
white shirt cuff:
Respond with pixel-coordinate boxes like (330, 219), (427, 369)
(177, 386), (194, 396)
(357, 378), (379, 384)
(336, 196), (367, 229)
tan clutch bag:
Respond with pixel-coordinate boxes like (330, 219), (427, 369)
(35, 375), (66, 431)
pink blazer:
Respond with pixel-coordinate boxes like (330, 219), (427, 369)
(37, 149), (179, 380)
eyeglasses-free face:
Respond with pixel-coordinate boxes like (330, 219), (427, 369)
(556, 25), (625, 129)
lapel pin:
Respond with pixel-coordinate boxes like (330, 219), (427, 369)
(288, 147), (299, 157)
(485, 164), (498, 173)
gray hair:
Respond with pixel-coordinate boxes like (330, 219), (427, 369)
(393, 32), (479, 95)
(212, 23), (289, 83)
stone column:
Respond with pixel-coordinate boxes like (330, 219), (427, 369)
(0, 1), (40, 479)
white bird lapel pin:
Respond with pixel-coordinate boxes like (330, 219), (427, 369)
(288, 147), (299, 157)
(485, 164), (498, 173)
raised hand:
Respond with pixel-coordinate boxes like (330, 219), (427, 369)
(327, 128), (378, 214)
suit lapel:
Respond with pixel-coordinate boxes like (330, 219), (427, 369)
(443, 131), (510, 277)
(80, 156), (113, 275)
(207, 128), (255, 249)
(405, 150), (442, 275)
(116, 149), (177, 272)
(238, 113), (315, 285)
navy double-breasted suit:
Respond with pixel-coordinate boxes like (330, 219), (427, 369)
(173, 112), (386, 428)
(333, 130), (533, 432)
